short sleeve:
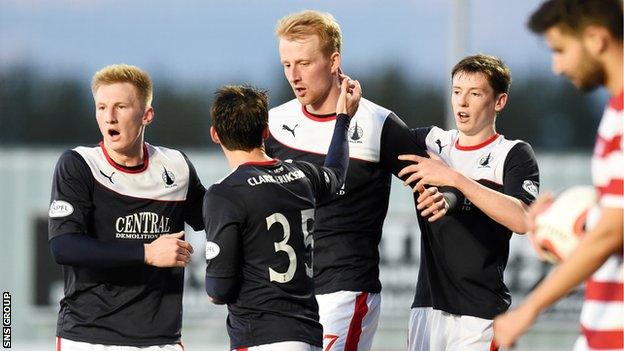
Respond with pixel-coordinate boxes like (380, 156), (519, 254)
(379, 113), (428, 177)
(203, 184), (243, 278)
(503, 142), (540, 205)
(182, 153), (206, 231)
(48, 150), (94, 240)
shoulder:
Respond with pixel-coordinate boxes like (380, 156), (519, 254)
(269, 98), (300, 117)
(498, 137), (536, 158)
(356, 98), (394, 122)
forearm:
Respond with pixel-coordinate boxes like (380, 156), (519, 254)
(323, 113), (350, 184)
(453, 173), (530, 233)
(205, 274), (240, 304)
(50, 233), (144, 268)
(521, 208), (623, 314)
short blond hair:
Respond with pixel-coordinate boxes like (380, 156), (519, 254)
(275, 10), (342, 56)
(91, 64), (153, 107)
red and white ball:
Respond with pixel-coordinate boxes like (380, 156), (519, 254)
(533, 186), (598, 264)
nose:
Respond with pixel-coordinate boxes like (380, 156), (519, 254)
(456, 92), (468, 107)
(288, 65), (301, 84)
(102, 107), (117, 124)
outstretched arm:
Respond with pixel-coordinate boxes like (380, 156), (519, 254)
(493, 207), (623, 347)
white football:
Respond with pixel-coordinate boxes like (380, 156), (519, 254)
(533, 185), (598, 264)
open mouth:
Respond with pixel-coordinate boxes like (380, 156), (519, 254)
(457, 112), (469, 121)
(108, 129), (120, 139)
(294, 87), (306, 95)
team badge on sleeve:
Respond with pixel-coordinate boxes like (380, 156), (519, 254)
(522, 180), (539, 198)
(205, 241), (221, 260)
(49, 200), (74, 218)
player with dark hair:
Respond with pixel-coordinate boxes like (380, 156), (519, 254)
(203, 79), (361, 350)
(399, 54), (540, 350)
(267, 10), (453, 350)
(494, 1), (623, 349)
(48, 64), (205, 350)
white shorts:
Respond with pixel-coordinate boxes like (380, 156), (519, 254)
(407, 307), (498, 351)
(316, 291), (380, 351)
(56, 337), (185, 351)
(232, 341), (321, 351)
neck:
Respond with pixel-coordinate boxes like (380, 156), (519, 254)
(222, 146), (273, 169)
(603, 44), (623, 96)
(306, 76), (341, 115)
(457, 125), (497, 147)
(103, 140), (144, 167)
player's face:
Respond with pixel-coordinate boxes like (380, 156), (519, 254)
(451, 72), (506, 138)
(94, 82), (153, 158)
(279, 35), (339, 112)
(544, 26), (605, 92)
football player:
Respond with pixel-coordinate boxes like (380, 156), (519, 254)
(203, 79), (360, 350)
(399, 54), (540, 351)
(48, 64), (205, 350)
(494, 1), (623, 349)
(266, 10), (455, 350)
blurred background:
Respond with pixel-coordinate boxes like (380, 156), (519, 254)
(0, 0), (606, 350)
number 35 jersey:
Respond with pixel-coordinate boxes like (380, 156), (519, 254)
(203, 159), (344, 349)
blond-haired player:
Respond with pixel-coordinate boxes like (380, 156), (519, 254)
(48, 64), (205, 350)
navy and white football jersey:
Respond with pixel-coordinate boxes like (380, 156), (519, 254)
(265, 98), (426, 294)
(411, 127), (540, 319)
(48, 142), (205, 346)
(203, 159), (345, 349)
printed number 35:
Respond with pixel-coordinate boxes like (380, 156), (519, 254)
(266, 209), (314, 283)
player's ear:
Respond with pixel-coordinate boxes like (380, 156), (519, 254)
(261, 127), (269, 140)
(494, 93), (508, 112)
(582, 25), (609, 56)
(142, 106), (154, 126)
(210, 127), (221, 145)
(329, 51), (341, 75)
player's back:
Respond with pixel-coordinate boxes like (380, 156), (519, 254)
(205, 159), (325, 348)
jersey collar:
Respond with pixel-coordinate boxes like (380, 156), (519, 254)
(99, 141), (149, 173)
(454, 133), (500, 151)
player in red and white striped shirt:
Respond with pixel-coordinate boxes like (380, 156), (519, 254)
(493, 1), (623, 350)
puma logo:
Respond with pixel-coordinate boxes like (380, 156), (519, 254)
(435, 139), (446, 153)
(282, 124), (298, 138)
(99, 170), (115, 184)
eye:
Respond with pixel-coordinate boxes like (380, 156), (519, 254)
(117, 105), (126, 110)
(452, 90), (460, 95)
(283, 63), (291, 68)
(471, 92), (481, 97)
(301, 62), (310, 66)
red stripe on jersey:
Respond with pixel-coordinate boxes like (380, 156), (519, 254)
(598, 179), (624, 197)
(609, 91), (624, 111)
(489, 340), (499, 351)
(302, 105), (337, 122)
(56, 337), (61, 351)
(99, 141), (149, 173)
(242, 159), (278, 166)
(236, 348), (248, 351)
(454, 133), (500, 151)
(345, 292), (369, 351)
(582, 327), (624, 349)
(595, 134), (622, 158)
(585, 280), (624, 302)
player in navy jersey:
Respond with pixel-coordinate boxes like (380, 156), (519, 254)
(398, 54), (540, 351)
(266, 11), (454, 351)
(48, 64), (205, 351)
(203, 80), (361, 351)
(495, 1), (623, 349)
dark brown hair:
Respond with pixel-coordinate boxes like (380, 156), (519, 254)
(451, 54), (512, 95)
(211, 85), (269, 151)
(528, 0), (623, 39)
